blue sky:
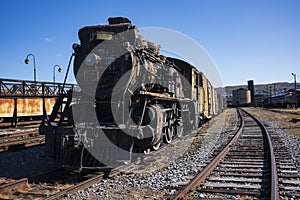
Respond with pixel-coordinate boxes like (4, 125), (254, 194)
(0, 0), (299, 87)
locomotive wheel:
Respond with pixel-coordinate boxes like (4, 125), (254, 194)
(144, 148), (151, 154)
(175, 122), (183, 138)
(152, 142), (161, 151)
(164, 125), (173, 144)
(134, 105), (163, 149)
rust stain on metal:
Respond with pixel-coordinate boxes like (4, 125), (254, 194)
(0, 98), (56, 117)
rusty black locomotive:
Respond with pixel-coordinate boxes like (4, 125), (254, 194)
(40, 17), (223, 170)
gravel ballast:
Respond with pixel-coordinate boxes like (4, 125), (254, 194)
(66, 109), (239, 199)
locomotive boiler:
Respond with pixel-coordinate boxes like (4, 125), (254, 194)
(40, 17), (223, 170)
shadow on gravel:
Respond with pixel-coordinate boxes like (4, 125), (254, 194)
(0, 146), (56, 179)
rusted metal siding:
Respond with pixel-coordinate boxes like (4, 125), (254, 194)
(198, 86), (204, 116)
(212, 89), (219, 116)
(201, 73), (210, 119)
(0, 98), (56, 117)
(191, 69), (197, 101)
(207, 80), (214, 119)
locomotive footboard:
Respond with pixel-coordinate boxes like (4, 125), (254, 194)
(42, 125), (135, 169)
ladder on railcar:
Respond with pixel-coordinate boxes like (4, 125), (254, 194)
(48, 90), (73, 125)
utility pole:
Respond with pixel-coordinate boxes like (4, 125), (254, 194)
(269, 85), (272, 106)
(291, 73), (297, 109)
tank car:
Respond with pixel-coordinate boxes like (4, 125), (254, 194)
(40, 17), (223, 170)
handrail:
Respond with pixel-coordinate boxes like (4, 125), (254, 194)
(0, 78), (74, 98)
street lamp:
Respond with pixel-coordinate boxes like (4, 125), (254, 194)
(53, 64), (62, 84)
(291, 73), (297, 90)
(24, 53), (36, 83)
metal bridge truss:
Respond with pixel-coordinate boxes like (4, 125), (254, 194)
(0, 78), (73, 98)
(0, 78), (74, 127)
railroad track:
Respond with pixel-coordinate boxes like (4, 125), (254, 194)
(0, 178), (29, 199)
(1, 108), (299, 199)
(0, 164), (137, 200)
(0, 127), (198, 199)
(0, 120), (42, 129)
(44, 164), (138, 200)
(172, 108), (300, 199)
(0, 129), (44, 153)
(0, 168), (94, 199)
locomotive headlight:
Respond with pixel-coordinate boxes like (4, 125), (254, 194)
(84, 53), (99, 66)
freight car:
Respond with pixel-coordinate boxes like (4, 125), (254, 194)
(40, 17), (224, 170)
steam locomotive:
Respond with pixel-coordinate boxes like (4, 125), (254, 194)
(40, 17), (224, 170)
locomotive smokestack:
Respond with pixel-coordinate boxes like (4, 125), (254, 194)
(108, 17), (131, 25)
(248, 80), (255, 105)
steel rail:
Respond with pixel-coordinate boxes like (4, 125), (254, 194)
(171, 108), (245, 200)
(44, 165), (133, 200)
(0, 130), (44, 152)
(0, 178), (28, 194)
(0, 130), (38, 141)
(0, 135), (44, 146)
(44, 174), (103, 200)
(242, 109), (279, 200)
